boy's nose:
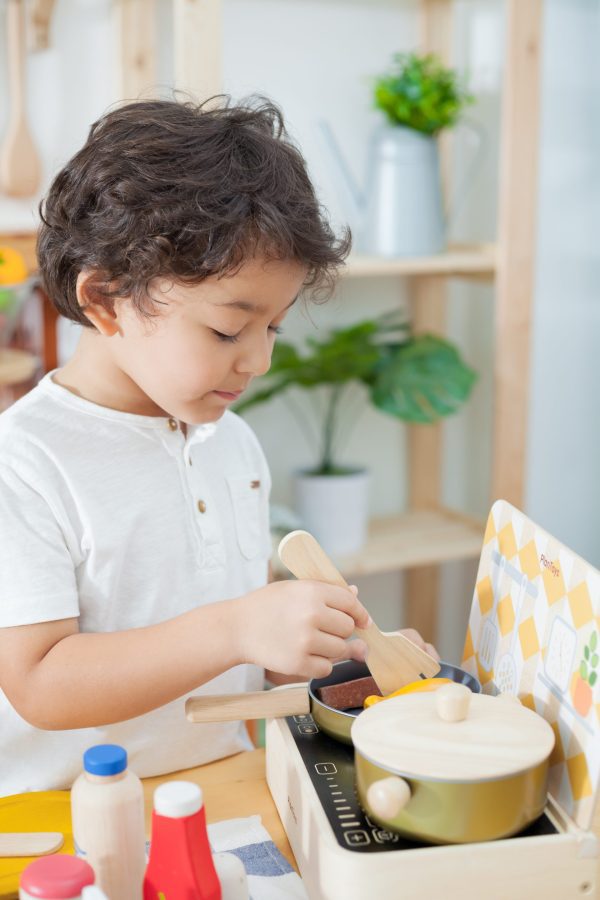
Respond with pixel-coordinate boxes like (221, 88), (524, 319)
(236, 340), (272, 377)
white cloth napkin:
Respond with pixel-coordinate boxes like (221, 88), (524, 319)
(208, 815), (308, 900)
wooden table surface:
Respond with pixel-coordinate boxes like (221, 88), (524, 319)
(141, 748), (297, 871)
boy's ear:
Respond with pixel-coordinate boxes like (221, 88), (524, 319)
(76, 271), (121, 337)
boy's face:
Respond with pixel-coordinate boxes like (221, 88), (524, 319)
(81, 255), (307, 424)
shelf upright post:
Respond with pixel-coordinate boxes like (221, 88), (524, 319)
(404, 0), (454, 644)
(492, 0), (543, 508)
(173, 0), (222, 101)
(113, 0), (158, 101)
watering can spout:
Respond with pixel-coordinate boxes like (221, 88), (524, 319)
(317, 119), (365, 234)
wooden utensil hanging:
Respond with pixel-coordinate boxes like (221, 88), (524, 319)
(278, 530), (441, 695)
(0, 0), (42, 197)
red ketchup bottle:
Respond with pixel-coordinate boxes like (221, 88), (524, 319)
(143, 781), (221, 900)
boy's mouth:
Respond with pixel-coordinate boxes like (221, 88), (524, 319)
(213, 389), (244, 401)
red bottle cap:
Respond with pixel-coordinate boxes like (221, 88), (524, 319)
(20, 855), (95, 898)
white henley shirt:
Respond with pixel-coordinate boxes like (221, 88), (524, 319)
(0, 372), (271, 795)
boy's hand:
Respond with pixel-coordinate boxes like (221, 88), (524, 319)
(389, 627), (441, 663)
(236, 580), (370, 680)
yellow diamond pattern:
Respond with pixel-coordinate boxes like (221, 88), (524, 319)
(520, 693), (535, 712)
(476, 657), (495, 687)
(567, 753), (593, 801)
(542, 560), (566, 605)
(568, 582), (595, 630)
(519, 540), (541, 582)
(549, 721), (565, 766)
(518, 617), (540, 660)
(483, 513), (497, 547)
(465, 502), (600, 829)
(497, 523), (518, 560)
(476, 576), (494, 616)
(462, 626), (474, 663)
(497, 594), (515, 637)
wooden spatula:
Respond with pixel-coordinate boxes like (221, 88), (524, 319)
(0, 0), (42, 197)
(0, 831), (63, 857)
(278, 530), (441, 695)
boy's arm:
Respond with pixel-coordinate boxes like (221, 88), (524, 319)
(0, 601), (242, 730)
(0, 578), (369, 730)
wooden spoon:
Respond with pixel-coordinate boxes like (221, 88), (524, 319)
(0, 831), (63, 857)
(278, 530), (441, 695)
(0, 0), (42, 197)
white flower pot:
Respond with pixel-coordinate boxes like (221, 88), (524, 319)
(294, 468), (370, 556)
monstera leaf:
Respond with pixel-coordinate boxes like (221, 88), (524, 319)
(234, 313), (477, 473)
(370, 335), (477, 424)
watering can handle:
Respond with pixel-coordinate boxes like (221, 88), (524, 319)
(317, 118), (365, 232)
(444, 117), (488, 233)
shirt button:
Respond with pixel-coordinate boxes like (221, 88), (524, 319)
(167, 417), (178, 431)
(197, 500), (207, 514)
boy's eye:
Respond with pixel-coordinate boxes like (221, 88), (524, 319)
(212, 329), (240, 343)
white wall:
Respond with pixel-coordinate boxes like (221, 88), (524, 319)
(525, 0), (600, 569)
(0, 0), (597, 661)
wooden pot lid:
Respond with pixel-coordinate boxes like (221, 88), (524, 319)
(351, 690), (555, 782)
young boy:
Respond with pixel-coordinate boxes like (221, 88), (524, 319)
(0, 97), (437, 794)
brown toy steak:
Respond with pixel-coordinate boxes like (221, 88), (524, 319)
(316, 676), (381, 710)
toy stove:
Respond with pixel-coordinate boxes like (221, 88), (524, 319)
(266, 502), (600, 900)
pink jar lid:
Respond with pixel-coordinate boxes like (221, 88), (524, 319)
(20, 855), (95, 898)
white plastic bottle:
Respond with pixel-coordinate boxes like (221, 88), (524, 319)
(71, 744), (146, 900)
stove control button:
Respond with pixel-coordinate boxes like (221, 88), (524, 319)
(298, 723), (318, 734)
(373, 828), (399, 844)
(293, 715), (314, 724)
(344, 830), (370, 847)
(314, 762), (337, 775)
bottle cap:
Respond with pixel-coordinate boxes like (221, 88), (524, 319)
(153, 781), (203, 818)
(20, 855), (95, 898)
(83, 744), (127, 776)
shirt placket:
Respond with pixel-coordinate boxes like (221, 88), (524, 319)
(161, 418), (226, 574)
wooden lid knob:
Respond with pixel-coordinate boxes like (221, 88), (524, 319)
(435, 682), (471, 722)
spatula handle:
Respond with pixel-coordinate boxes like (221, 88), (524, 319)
(278, 530), (441, 691)
(279, 530), (349, 588)
(186, 684), (309, 723)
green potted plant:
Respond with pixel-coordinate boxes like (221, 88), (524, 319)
(235, 312), (476, 555)
(320, 52), (474, 257)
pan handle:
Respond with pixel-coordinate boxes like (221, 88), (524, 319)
(186, 683), (309, 723)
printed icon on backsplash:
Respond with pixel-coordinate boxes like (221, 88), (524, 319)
(545, 616), (578, 695)
(571, 630), (598, 718)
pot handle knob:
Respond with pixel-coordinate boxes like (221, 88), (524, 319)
(436, 683), (471, 722)
(366, 776), (411, 820)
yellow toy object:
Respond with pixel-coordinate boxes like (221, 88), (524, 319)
(0, 247), (28, 286)
(363, 677), (453, 708)
(0, 791), (73, 899)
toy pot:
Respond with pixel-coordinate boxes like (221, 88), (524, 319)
(352, 684), (555, 844)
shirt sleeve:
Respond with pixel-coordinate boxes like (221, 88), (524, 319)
(0, 464), (80, 627)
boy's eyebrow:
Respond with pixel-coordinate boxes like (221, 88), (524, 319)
(217, 294), (300, 314)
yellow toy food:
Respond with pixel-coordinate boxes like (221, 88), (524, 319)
(0, 246), (28, 286)
(363, 677), (453, 707)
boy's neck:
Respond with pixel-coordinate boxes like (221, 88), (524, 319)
(53, 329), (168, 419)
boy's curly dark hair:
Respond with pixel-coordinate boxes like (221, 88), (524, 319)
(37, 96), (351, 327)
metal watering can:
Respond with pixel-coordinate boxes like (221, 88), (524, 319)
(319, 119), (484, 258)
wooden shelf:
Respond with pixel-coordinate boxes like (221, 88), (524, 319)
(342, 243), (497, 279)
(273, 509), (484, 580)
(3, 232), (498, 283)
